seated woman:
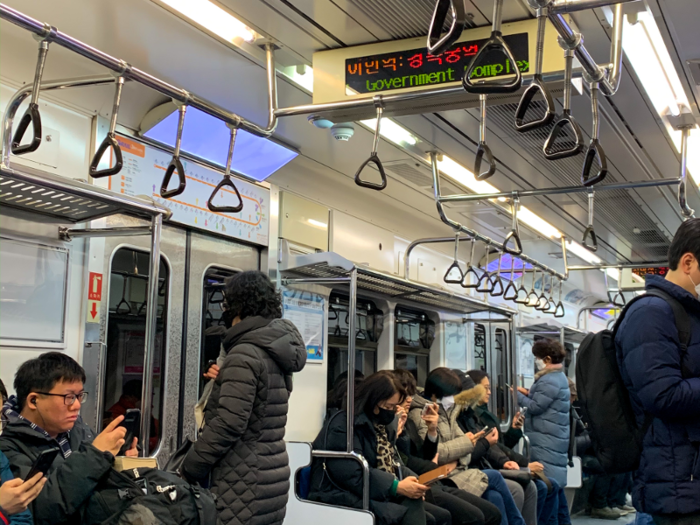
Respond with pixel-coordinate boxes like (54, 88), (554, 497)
(308, 371), (448, 525)
(406, 368), (527, 525)
(465, 370), (572, 525)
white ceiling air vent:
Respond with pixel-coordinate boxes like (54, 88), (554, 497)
(381, 158), (464, 197)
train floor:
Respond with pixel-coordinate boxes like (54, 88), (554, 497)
(571, 515), (636, 524)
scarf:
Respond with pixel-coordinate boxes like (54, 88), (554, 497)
(374, 424), (397, 475)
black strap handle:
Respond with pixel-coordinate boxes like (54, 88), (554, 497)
(427, 0), (467, 57)
(161, 105), (188, 198)
(90, 134), (123, 178)
(503, 280), (518, 301)
(581, 190), (598, 251)
(525, 268), (539, 307)
(12, 40), (49, 156)
(514, 75), (556, 132)
(503, 196), (523, 255)
(161, 157), (187, 198)
(476, 271), (495, 293)
(356, 99), (387, 191)
(208, 125), (244, 213)
(581, 139), (608, 186)
(543, 110), (584, 160)
(554, 301), (566, 318)
(461, 239), (480, 289)
(489, 251), (505, 297)
(514, 284), (529, 304)
(444, 234), (465, 284)
(610, 290), (626, 308)
(90, 76), (125, 179)
(535, 293), (550, 311)
(474, 142), (496, 181)
(463, 32), (523, 94)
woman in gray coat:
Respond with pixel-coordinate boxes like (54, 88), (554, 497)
(183, 271), (307, 525)
(517, 339), (571, 487)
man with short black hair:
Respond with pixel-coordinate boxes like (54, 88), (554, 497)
(0, 352), (138, 525)
(616, 219), (700, 524)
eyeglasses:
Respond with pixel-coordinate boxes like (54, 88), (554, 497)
(37, 391), (88, 406)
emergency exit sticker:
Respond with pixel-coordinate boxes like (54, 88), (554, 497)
(87, 272), (103, 323)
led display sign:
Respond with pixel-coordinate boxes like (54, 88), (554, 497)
(631, 267), (669, 278)
(345, 33), (529, 94)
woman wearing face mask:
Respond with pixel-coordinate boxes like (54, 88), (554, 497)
(407, 368), (527, 525)
(309, 371), (448, 525)
(517, 340), (571, 490)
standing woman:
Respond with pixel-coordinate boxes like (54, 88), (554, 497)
(517, 339), (571, 488)
(183, 271), (307, 525)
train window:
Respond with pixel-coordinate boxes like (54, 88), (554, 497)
(394, 307), (434, 388)
(473, 324), (487, 371)
(326, 293), (381, 392)
(0, 238), (69, 345)
(445, 320), (467, 371)
(102, 248), (169, 454)
(200, 267), (237, 395)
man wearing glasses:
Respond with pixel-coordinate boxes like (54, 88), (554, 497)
(0, 352), (138, 525)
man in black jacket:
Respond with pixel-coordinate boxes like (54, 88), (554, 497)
(0, 352), (137, 525)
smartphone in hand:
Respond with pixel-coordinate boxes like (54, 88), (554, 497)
(118, 408), (141, 456)
(25, 447), (59, 480)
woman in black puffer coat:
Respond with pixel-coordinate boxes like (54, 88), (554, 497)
(182, 271), (307, 525)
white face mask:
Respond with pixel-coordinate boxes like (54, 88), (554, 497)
(535, 358), (546, 371)
(689, 274), (700, 299)
(440, 396), (455, 412)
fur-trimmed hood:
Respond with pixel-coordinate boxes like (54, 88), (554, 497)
(534, 364), (564, 381)
(454, 384), (486, 408)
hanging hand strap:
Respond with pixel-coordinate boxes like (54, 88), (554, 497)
(208, 125), (244, 213)
(12, 39), (50, 155)
(355, 97), (387, 191)
(90, 76), (125, 178)
(476, 249), (495, 293)
(581, 190), (598, 251)
(161, 104), (188, 198)
(503, 195), (523, 255)
(526, 268), (540, 307)
(461, 238), (481, 289)
(444, 233), (465, 284)
(535, 273), (551, 311)
(544, 48), (584, 160)
(503, 256), (518, 301)
(489, 250), (505, 297)
(475, 95), (497, 181)
(581, 82), (608, 186)
(462, 0), (522, 94)
(427, 0), (467, 56)
(554, 280), (565, 318)
(514, 7), (555, 132)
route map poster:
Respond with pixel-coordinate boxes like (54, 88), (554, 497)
(283, 290), (325, 364)
(97, 134), (269, 246)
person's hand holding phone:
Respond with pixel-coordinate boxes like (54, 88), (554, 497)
(396, 406), (408, 437)
(512, 411), (525, 429)
(517, 387), (529, 396)
(203, 362), (219, 380)
(444, 461), (459, 475)
(124, 437), (139, 457)
(466, 430), (485, 445)
(0, 472), (46, 516)
(92, 415), (127, 456)
(422, 403), (439, 438)
(397, 477), (429, 499)
(485, 428), (499, 446)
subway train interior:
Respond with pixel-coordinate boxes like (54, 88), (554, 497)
(0, 0), (697, 523)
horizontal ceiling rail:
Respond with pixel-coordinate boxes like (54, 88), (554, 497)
(0, 3), (278, 138)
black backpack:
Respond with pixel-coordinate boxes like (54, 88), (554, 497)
(83, 467), (218, 525)
(576, 288), (692, 474)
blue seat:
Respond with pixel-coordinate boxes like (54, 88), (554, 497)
(298, 466), (312, 500)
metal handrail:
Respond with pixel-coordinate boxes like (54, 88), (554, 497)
(311, 450), (370, 510)
(0, 4), (278, 138)
(403, 235), (473, 280)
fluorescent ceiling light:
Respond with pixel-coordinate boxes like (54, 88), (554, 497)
(159, 0), (257, 43)
(567, 240), (602, 265)
(279, 65), (314, 93)
(360, 118), (418, 146)
(603, 268), (620, 281)
(307, 219), (328, 228)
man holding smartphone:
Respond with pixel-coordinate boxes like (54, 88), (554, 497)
(0, 352), (138, 525)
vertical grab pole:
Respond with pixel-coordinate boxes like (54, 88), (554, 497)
(140, 213), (163, 457)
(679, 126), (695, 219)
(346, 268), (358, 454)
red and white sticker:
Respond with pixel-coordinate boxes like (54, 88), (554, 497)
(87, 272), (103, 323)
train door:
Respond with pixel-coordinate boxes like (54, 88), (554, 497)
(179, 231), (259, 444)
(82, 223), (186, 463)
(394, 307), (434, 389)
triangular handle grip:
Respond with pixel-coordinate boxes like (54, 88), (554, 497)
(503, 280), (518, 301)
(89, 133), (123, 179)
(489, 275), (505, 297)
(355, 153), (387, 191)
(611, 291), (626, 308)
(476, 272), (495, 293)
(526, 291), (540, 307)
(161, 157), (187, 198)
(463, 32), (523, 94)
(514, 75), (556, 132)
(503, 230), (523, 256)
(444, 261), (465, 284)
(544, 300), (558, 315)
(11, 103), (42, 156)
(514, 285), (530, 304)
(581, 139), (608, 187)
(208, 175), (244, 213)
(535, 294), (550, 311)
(461, 266), (481, 289)
(554, 301), (566, 318)
(582, 226), (598, 252)
(474, 142), (496, 181)
(543, 111), (584, 161)
(427, 0), (466, 56)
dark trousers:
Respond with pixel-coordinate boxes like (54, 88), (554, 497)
(400, 496), (428, 525)
(427, 485), (502, 525)
(652, 515), (700, 525)
(589, 472), (629, 509)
